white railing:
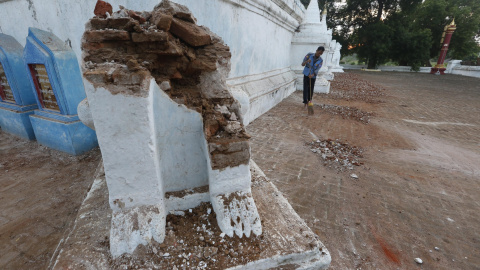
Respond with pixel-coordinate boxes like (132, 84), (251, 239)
(343, 61), (480, 79)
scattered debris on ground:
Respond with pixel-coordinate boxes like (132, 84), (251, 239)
(308, 138), (364, 171)
(320, 73), (386, 103)
(317, 104), (373, 124)
(111, 202), (265, 269)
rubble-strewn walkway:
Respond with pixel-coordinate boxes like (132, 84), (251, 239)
(247, 71), (480, 269)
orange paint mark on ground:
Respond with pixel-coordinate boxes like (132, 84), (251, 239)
(377, 237), (401, 264)
(370, 225), (401, 265)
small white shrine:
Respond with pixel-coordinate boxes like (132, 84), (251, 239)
(290, 0), (344, 93)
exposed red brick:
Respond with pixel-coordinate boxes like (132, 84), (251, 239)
(169, 18), (211, 47)
(151, 11), (173, 31)
(94, 0), (113, 18)
(84, 30), (130, 43)
(112, 69), (149, 85)
(84, 70), (110, 85)
(128, 10), (146, 24)
(89, 18), (108, 30)
(131, 31), (168, 43)
(171, 71), (182, 79)
(155, 0), (197, 23)
(107, 18), (137, 31)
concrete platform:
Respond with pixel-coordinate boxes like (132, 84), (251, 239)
(51, 160), (331, 269)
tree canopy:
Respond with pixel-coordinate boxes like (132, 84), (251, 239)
(300, 0), (480, 69)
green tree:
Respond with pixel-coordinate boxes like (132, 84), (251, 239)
(299, 0), (480, 68)
(333, 0), (423, 68)
(413, 0), (480, 61)
(386, 12), (433, 70)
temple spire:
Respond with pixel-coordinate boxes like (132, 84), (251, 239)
(305, 0), (321, 24)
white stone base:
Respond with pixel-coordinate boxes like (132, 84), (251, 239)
(228, 68), (296, 126)
(293, 70), (331, 94)
(330, 67), (344, 73)
(110, 203), (166, 258)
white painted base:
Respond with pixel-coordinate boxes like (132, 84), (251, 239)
(110, 203), (166, 258)
(211, 191), (262, 238)
(293, 70), (331, 94)
(330, 67), (344, 73)
(77, 98), (95, 130)
(228, 68), (296, 126)
(165, 192), (210, 212)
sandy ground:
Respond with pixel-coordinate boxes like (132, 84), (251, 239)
(0, 134), (101, 269)
(247, 71), (480, 269)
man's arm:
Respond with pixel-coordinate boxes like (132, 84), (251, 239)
(312, 59), (323, 76)
(301, 54), (311, 67)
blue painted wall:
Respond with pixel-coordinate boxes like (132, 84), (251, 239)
(29, 115), (98, 155)
(0, 33), (37, 140)
(24, 27), (86, 116)
(0, 33), (37, 107)
(23, 28), (98, 154)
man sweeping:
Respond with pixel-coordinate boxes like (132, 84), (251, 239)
(301, 46), (325, 114)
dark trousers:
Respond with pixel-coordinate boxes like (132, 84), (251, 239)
(303, 75), (316, 104)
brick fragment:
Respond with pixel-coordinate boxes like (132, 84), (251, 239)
(84, 30), (130, 43)
(84, 70), (110, 85)
(169, 18), (211, 47)
(171, 71), (182, 79)
(151, 11), (173, 31)
(131, 31), (168, 43)
(94, 0), (113, 18)
(112, 69), (149, 85)
(205, 119), (220, 139)
(209, 140), (249, 154)
(90, 18), (108, 30)
(155, 0), (197, 23)
(107, 18), (135, 30)
(210, 148), (250, 169)
(128, 10), (146, 24)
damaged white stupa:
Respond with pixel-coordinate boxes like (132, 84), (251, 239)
(79, 0), (262, 257)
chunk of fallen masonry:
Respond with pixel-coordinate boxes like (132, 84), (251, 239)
(169, 18), (212, 47)
(94, 0), (112, 18)
(81, 0), (261, 258)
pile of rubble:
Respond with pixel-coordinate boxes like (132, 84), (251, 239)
(111, 203), (265, 269)
(83, 0), (250, 170)
(318, 104), (373, 124)
(324, 73), (385, 103)
(308, 138), (364, 171)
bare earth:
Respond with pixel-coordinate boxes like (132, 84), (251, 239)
(247, 71), (480, 269)
(0, 71), (479, 270)
(0, 135), (101, 269)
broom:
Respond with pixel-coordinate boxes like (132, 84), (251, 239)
(308, 76), (314, 115)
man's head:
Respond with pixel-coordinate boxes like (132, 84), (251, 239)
(315, 46), (325, 57)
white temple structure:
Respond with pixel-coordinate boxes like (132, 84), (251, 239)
(290, 0), (344, 93)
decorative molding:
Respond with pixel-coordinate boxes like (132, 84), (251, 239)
(221, 0), (305, 32)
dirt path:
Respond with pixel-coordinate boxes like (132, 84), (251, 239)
(247, 71), (480, 269)
(0, 133), (101, 269)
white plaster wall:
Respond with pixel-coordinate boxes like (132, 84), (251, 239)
(0, 0), (304, 79)
(0, 0), (305, 125)
(150, 80), (209, 192)
(82, 80), (164, 210)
